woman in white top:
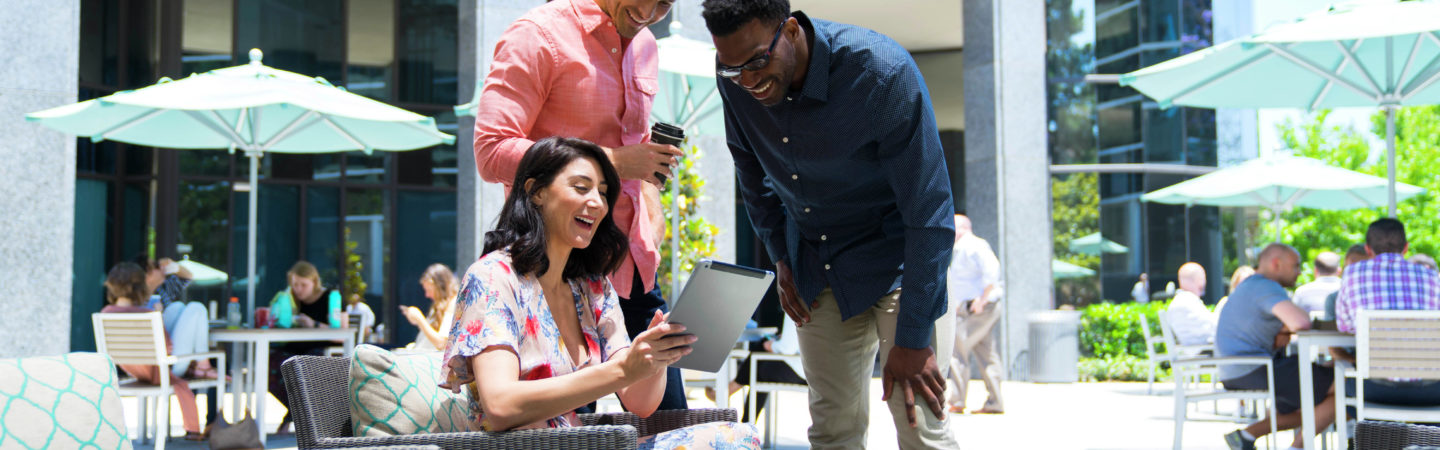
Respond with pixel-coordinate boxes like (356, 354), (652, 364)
(403, 263), (458, 351)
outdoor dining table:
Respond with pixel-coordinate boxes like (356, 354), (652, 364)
(211, 327), (355, 445)
(1294, 329), (1355, 450)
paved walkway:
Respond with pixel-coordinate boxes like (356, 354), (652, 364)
(126, 380), (1272, 449)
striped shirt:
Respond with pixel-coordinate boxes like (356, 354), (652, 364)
(1336, 253), (1440, 333)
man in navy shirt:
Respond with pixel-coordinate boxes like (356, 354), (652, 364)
(702, 1), (958, 447)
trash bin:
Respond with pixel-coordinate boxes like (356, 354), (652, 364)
(1028, 310), (1080, 383)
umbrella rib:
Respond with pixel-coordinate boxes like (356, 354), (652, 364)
(680, 89), (718, 131)
(1308, 41), (1360, 110)
(1400, 55), (1440, 101)
(1266, 43), (1382, 102)
(1396, 33), (1425, 95)
(258, 110), (320, 151)
(1344, 189), (1376, 209)
(94, 108), (166, 142)
(1168, 51), (1273, 106)
(185, 110), (253, 150)
(318, 114), (366, 150)
(1335, 39), (1387, 97)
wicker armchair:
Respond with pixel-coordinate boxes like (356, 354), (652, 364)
(1356, 421), (1440, 450)
(281, 355), (736, 449)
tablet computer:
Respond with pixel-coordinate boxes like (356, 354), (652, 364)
(666, 259), (775, 373)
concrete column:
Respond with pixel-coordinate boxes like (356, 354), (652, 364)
(0, 0), (79, 358)
(457, 0), (543, 267)
(962, 0), (1051, 381)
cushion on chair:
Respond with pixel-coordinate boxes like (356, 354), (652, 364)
(0, 353), (132, 449)
(349, 344), (470, 436)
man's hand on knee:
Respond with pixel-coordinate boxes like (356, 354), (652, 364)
(881, 345), (946, 427)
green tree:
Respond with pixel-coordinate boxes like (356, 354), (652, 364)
(1053, 172), (1101, 305)
(658, 146), (719, 293)
(1276, 106), (1440, 272)
(341, 226), (367, 305)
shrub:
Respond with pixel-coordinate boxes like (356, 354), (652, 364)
(1078, 301), (1166, 359)
(1078, 355), (1161, 382)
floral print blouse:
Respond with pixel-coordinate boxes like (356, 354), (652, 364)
(440, 250), (630, 431)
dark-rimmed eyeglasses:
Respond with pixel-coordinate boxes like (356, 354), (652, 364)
(716, 21), (786, 79)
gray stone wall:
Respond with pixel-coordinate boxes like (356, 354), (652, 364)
(963, 0), (1052, 381)
(0, 0), (80, 358)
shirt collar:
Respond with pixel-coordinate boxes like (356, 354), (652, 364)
(570, 0), (610, 34)
(792, 11), (830, 103)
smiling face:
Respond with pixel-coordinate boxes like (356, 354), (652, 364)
(533, 157), (610, 251)
(713, 17), (798, 107)
(599, 0), (673, 39)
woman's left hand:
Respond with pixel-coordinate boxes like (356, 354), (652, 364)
(294, 314), (316, 328)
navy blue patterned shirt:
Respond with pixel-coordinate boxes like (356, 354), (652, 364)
(719, 12), (955, 349)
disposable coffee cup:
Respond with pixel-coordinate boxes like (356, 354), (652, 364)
(650, 123), (684, 184)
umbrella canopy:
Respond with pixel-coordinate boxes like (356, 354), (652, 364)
(178, 258), (228, 288)
(1119, 0), (1440, 216)
(652, 30), (724, 136)
(1053, 259), (1097, 280)
(28, 49), (454, 324)
(1068, 232), (1128, 255)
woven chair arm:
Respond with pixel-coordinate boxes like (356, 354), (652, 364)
(1357, 420), (1440, 450)
(343, 445), (442, 450)
(311, 426), (640, 450)
(1171, 356), (1271, 369)
(579, 408), (737, 437)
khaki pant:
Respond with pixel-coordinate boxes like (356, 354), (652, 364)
(795, 288), (959, 449)
(948, 299), (1004, 412)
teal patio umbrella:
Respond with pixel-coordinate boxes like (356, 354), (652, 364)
(652, 28), (725, 136)
(28, 49), (454, 323)
(1053, 259), (1096, 280)
(1142, 154), (1424, 239)
(1068, 232), (1128, 256)
(1120, 0), (1440, 217)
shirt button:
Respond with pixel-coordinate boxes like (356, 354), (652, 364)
(825, 264), (831, 270)
(787, 96), (793, 101)
(782, 137), (789, 143)
(821, 235), (827, 241)
(791, 174), (798, 180)
(611, 48), (618, 53)
(804, 208), (811, 213)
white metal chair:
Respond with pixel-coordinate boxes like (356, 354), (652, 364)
(1161, 313), (1277, 450)
(1348, 309), (1440, 423)
(745, 351), (807, 449)
(92, 312), (225, 450)
(1141, 315), (1167, 394)
(325, 312), (367, 357)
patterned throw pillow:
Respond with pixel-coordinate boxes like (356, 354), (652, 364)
(350, 344), (470, 436)
(0, 353), (133, 449)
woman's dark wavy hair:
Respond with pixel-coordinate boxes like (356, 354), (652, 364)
(483, 137), (628, 280)
(701, 0), (790, 37)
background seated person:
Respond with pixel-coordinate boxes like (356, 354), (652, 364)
(101, 262), (212, 441)
(1216, 243), (1336, 450)
(403, 263), (458, 351)
(136, 255), (214, 378)
(707, 317), (807, 422)
(269, 260), (343, 433)
(1167, 262), (1216, 346)
(1332, 218), (1440, 406)
(439, 137), (758, 449)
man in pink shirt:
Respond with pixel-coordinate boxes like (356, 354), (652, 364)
(473, 0), (688, 410)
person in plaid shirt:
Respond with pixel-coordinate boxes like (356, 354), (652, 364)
(1335, 218), (1440, 334)
(1332, 217), (1440, 407)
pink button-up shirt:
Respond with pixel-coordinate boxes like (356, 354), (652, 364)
(473, 0), (661, 297)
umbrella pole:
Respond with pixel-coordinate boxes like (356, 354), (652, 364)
(1386, 106), (1397, 218)
(247, 151), (259, 327)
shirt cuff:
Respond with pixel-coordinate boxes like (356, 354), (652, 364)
(894, 322), (935, 350)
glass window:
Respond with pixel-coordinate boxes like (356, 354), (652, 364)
(1099, 200), (1139, 296)
(230, 184), (300, 311)
(122, 183), (149, 261)
(397, 110), (457, 187)
(394, 190), (457, 345)
(1098, 103), (1141, 149)
(1099, 152), (1141, 197)
(312, 154), (342, 181)
(1187, 205), (1223, 303)
(1143, 0), (1180, 43)
(345, 188), (390, 305)
(71, 179), (111, 352)
(1095, 6), (1137, 58)
(125, 146), (154, 177)
(182, 0), (234, 74)
(307, 186), (342, 283)
(79, 0), (120, 87)
(1145, 202), (1188, 289)
(345, 152), (391, 183)
(179, 151), (230, 177)
(122, 0), (158, 90)
(396, 0), (459, 105)
(1185, 108), (1217, 166)
(178, 180), (232, 305)
(1181, 0), (1214, 51)
(1143, 106), (1184, 163)
(77, 137), (118, 176)
(348, 0), (394, 101)
(235, 0), (344, 83)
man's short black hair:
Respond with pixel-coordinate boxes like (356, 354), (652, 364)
(1366, 217), (1408, 254)
(701, 0), (790, 37)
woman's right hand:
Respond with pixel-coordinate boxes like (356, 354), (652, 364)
(402, 305), (426, 326)
(621, 310), (695, 381)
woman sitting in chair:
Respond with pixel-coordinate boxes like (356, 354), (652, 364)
(101, 262), (212, 441)
(402, 263), (458, 351)
(440, 137), (758, 449)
